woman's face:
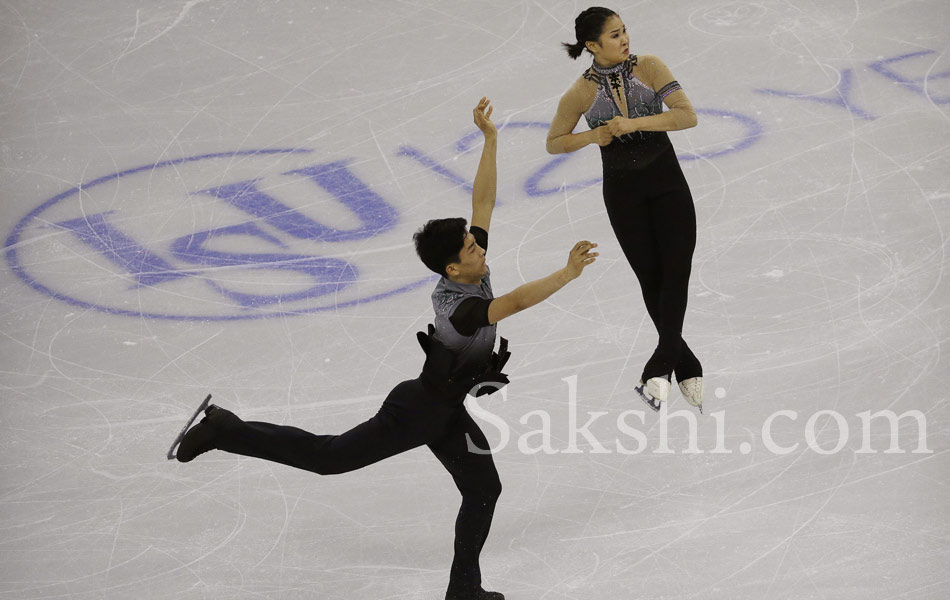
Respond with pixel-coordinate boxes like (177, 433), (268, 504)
(588, 14), (629, 66)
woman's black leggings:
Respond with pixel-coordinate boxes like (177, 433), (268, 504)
(206, 378), (501, 596)
(602, 146), (702, 383)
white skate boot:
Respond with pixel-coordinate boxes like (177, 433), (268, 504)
(636, 376), (671, 412)
(678, 377), (704, 414)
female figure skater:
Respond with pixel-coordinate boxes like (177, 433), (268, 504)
(546, 6), (704, 412)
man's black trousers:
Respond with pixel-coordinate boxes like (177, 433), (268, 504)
(207, 377), (501, 596)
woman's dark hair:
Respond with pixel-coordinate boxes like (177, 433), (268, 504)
(413, 217), (469, 277)
(561, 7), (618, 59)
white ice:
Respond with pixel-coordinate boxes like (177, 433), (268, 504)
(1, 1), (948, 598)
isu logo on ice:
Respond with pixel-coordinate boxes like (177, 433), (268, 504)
(6, 149), (433, 320)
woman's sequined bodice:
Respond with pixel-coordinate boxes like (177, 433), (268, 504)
(582, 55), (682, 170)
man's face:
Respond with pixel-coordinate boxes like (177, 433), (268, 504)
(447, 232), (486, 283)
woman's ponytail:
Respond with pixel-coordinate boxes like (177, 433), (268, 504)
(561, 40), (587, 59)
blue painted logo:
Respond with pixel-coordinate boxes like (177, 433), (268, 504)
(5, 149), (435, 321)
(7, 108), (767, 321)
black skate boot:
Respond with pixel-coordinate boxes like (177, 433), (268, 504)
(173, 403), (241, 463)
(446, 588), (505, 600)
(176, 406), (218, 463)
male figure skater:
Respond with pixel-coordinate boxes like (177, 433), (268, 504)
(170, 98), (598, 600)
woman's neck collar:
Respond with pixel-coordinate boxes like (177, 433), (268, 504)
(591, 57), (627, 73)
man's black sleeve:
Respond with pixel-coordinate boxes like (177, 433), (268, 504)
(449, 297), (493, 336)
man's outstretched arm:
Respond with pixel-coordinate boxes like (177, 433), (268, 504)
(487, 241), (598, 324)
(470, 97), (497, 233)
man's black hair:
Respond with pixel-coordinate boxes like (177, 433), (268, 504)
(413, 217), (469, 277)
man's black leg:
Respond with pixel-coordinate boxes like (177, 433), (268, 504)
(178, 379), (425, 475)
(428, 410), (504, 600)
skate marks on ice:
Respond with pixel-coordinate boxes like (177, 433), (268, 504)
(1, 1), (949, 599)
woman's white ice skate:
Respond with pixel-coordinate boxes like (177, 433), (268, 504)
(678, 377), (704, 414)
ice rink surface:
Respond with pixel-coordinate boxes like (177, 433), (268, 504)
(1, 1), (949, 598)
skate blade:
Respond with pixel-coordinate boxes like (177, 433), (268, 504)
(635, 385), (661, 412)
(166, 394), (212, 460)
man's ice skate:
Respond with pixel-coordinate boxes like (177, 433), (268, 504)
(678, 377), (704, 414)
(168, 395), (242, 462)
(635, 376), (670, 412)
(172, 402), (245, 463)
(174, 407), (219, 463)
(167, 394), (212, 460)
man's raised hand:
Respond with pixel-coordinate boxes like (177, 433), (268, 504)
(473, 96), (497, 138)
(565, 241), (599, 279)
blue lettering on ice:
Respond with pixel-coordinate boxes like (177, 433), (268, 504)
(869, 50), (950, 104)
(426, 116), (760, 198)
(7, 99), (770, 320)
(397, 146), (474, 194)
(197, 159), (399, 242)
(400, 121), (600, 199)
(5, 149), (433, 321)
(757, 68), (875, 120)
(678, 109), (763, 161)
(55, 212), (190, 288)
(169, 222), (359, 308)
(524, 153), (603, 196)
(756, 49), (950, 118)
(460, 122), (600, 197)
